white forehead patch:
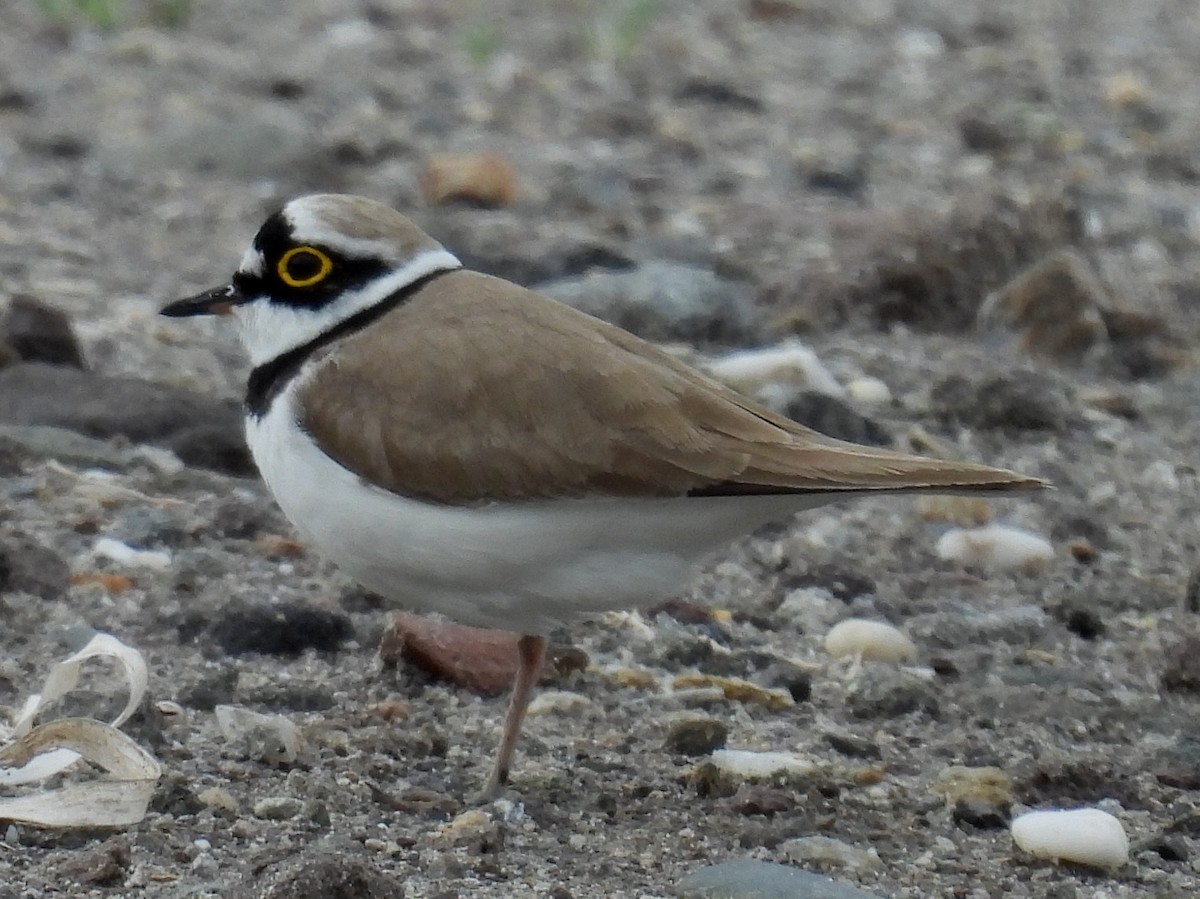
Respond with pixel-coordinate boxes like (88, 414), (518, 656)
(284, 201), (403, 261)
(239, 246), (265, 277)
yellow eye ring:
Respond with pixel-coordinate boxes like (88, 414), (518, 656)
(277, 246), (333, 288)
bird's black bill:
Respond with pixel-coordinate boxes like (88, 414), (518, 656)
(160, 283), (244, 317)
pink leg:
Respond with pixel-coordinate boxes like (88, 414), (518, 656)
(481, 634), (547, 798)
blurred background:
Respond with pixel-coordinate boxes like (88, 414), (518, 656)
(3, 0), (1198, 394)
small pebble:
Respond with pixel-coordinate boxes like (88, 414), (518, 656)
(421, 151), (518, 207)
(92, 536), (172, 570)
(197, 786), (238, 814)
(526, 690), (592, 716)
(1011, 807), (1129, 869)
(824, 619), (917, 663)
(709, 749), (815, 781)
(935, 524), (1054, 573)
(844, 376), (892, 406)
(676, 859), (884, 898)
(253, 796), (303, 820)
(933, 766), (1014, 806)
(704, 340), (844, 399)
(434, 808), (497, 846)
(779, 835), (883, 871)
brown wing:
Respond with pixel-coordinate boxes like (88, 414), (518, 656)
(298, 271), (1044, 504)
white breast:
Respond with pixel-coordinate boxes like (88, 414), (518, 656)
(246, 376), (837, 634)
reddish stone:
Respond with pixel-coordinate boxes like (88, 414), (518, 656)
(380, 612), (522, 696)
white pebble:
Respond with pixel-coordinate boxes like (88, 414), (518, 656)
(710, 749), (815, 780)
(526, 690), (593, 716)
(845, 376), (892, 406)
(935, 524), (1054, 573)
(824, 618), (917, 663)
(704, 341), (844, 398)
(1011, 808), (1129, 869)
(92, 537), (172, 570)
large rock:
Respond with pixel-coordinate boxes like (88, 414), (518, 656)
(0, 363), (250, 474)
(537, 261), (762, 346)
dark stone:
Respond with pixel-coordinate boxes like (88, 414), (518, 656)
(202, 602), (353, 657)
(149, 771), (206, 816)
(930, 371), (1069, 432)
(730, 787), (795, 817)
(675, 78), (763, 112)
(1141, 836), (1188, 862)
(232, 842), (406, 899)
(825, 732), (882, 760)
(1055, 601), (1106, 640)
(761, 660), (812, 703)
(664, 716), (729, 756)
(0, 363), (251, 475)
(0, 535), (70, 600)
(3, 296), (84, 367)
(165, 424), (254, 476)
(1154, 738), (1200, 790)
(785, 392), (890, 446)
(805, 162), (867, 198)
(649, 597), (717, 626)
(952, 798), (1011, 830)
(1185, 568), (1200, 613)
(1021, 760), (1143, 809)
(781, 563), (876, 603)
(959, 113), (1015, 153)
(1162, 637), (1200, 694)
(56, 837), (131, 886)
(178, 667), (239, 711)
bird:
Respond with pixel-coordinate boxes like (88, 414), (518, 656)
(161, 193), (1044, 797)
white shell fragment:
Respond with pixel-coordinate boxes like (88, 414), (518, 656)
(93, 537), (172, 570)
(704, 341), (845, 398)
(0, 633), (161, 828)
(215, 705), (304, 765)
(824, 618), (917, 663)
(710, 749), (816, 780)
(935, 524), (1054, 573)
(1011, 808), (1129, 869)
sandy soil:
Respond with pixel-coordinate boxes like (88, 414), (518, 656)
(2, 1), (1200, 896)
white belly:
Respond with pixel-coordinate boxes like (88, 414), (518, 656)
(246, 382), (837, 634)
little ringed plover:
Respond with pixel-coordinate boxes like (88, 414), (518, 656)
(161, 193), (1044, 796)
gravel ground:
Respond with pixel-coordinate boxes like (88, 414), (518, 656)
(3, 1), (1200, 896)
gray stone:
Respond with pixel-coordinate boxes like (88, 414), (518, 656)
(0, 363), (250, 475)
(847, 675), (939, 720)
(0, 536), (70, 600)
(3, 296), (84, 368)
(676, 860), (884, 898)
(231, 840), (405, 899)
(930, 371), (1070, 432)
(664, 715), (729, 756)
(253, 796), (304, 820)
(537, 261), (761, 346)
(0, 424), (138, 470)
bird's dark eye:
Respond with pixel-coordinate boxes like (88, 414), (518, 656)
(277, 246), (333, 288)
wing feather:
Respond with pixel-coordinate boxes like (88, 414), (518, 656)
(298, 271), (1043, 504)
